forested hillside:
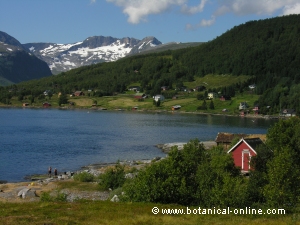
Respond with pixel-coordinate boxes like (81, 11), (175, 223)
(1, 14), (300, 114)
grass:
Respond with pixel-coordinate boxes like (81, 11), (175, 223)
(0, 201), (299, 225)
(55, 180), (100, 192)
(2, 74), (262, 117)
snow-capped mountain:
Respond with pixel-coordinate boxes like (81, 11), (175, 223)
(23, 36), (162, 74)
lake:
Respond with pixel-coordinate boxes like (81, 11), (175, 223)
(0, 108), (277, 182)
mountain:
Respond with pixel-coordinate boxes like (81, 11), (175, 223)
(0, 31), (52, 85)
(23, 36), (163, 74)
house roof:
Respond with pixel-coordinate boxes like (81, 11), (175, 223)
(215, 132), (248, 143)
(227, 138), (264, 154)
(215, 132), (267, 143)
(281, 109), (296, 114)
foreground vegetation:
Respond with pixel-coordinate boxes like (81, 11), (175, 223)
(1, 118), (300, 224)
(1, 201), (299, 225)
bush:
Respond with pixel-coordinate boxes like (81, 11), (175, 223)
(73, 171), (95, 182)
(40, 191), (68, 202)
(99, 163), (125, 190)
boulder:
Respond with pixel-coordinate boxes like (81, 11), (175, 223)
(110, 195), (119, 202)
(17, 188), (30, 198)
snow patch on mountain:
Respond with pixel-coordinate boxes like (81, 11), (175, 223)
(23, 36), (162, 74)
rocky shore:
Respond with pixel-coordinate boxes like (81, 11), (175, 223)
(155, 141), (217, 153)
(0, 158), (160, 203)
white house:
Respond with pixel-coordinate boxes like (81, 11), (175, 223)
(153, 95), (165, 102)
(207, 92), (218, 99)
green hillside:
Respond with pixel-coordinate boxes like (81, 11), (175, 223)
(1, 14), (300, 115)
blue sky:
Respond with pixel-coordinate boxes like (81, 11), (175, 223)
(1, 0), (300, 44)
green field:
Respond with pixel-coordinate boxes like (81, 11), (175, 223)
(0, 201), (298, 225)
(2, 74), (260, 116)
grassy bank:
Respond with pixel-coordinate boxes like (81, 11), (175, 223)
(1, 74), (263, 117)
(0, 201), (298, 225)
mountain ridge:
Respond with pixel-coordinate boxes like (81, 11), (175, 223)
(23, 36), (163, 74)
(0, 31), (52, 84)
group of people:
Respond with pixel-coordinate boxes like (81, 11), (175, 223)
(48, 166), (58, 177)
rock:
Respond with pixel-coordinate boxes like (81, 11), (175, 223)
(61, 174), (69, 179)
(111, 195), (119, 202)
(17, 188), (30, 198)
(125, 173), (136, 179)
(156, 141), (217, 153)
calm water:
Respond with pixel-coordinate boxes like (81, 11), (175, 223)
(0, 108), (277, 182)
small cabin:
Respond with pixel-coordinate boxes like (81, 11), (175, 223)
(153, 95), (165, 102)
(227, 138), (264, 173)
(74, 91), (84, 97)
(43, 102), (51, 108)
(134, 93), (146, 99)
(207, 92), (218, 99)
(280, 109), (296, 117)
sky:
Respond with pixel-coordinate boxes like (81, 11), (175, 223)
(1, 0), (300, 45)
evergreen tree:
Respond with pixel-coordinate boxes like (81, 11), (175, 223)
(209, 100), (215, 109)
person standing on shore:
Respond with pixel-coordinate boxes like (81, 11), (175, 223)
(48, 166), (52, 177)
(54, 168), (58, 177)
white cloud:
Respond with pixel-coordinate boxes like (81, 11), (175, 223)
(106, 0), (300, 30)
(106, 0), (209, 23)
(282, 3), (300, 15)
(181, 0), (207, 15)
(186, 15), (215, 30)
(90, 0), (96, 4)
(216, 0), (300, 16)
(193, 0), (300, 28)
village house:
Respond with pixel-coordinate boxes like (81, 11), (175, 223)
(280, 109), (296, 117)
(42, 102), (51, 108)
(134, 93), (146, 99)
(161, 86), (169, 91)
(220, 95), (231, 101)
(207, 92), (218, 99)
(153, 95), (165, 102)
(253, 105), (259, 115)
(128, 86), (141, 92)
(239, 102), (249, 110)
(74, 91), (84, 97)
(227, 138), (264, 173)
(193, 85), (206, 92)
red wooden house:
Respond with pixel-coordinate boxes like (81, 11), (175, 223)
(42, 102), (51, 108)
(227, 138), (264, 173)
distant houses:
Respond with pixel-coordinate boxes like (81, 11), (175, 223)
(42, 102), (51, 108)
(153, 95), (165, 102)
(74, 91), (84, 97)
(280, 109), (296, 117)
(134, 93), (147, 99)
(207, 92), (218, 99)
(239, 102), (249, 110)
(128, 86), (141, 92)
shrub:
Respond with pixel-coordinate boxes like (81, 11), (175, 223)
(73, 171), (95, 182)
(99, 163), (125, 190)
(40, 191), (68, 202)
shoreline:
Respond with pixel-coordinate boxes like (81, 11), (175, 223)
(0, 104), (280, 120)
